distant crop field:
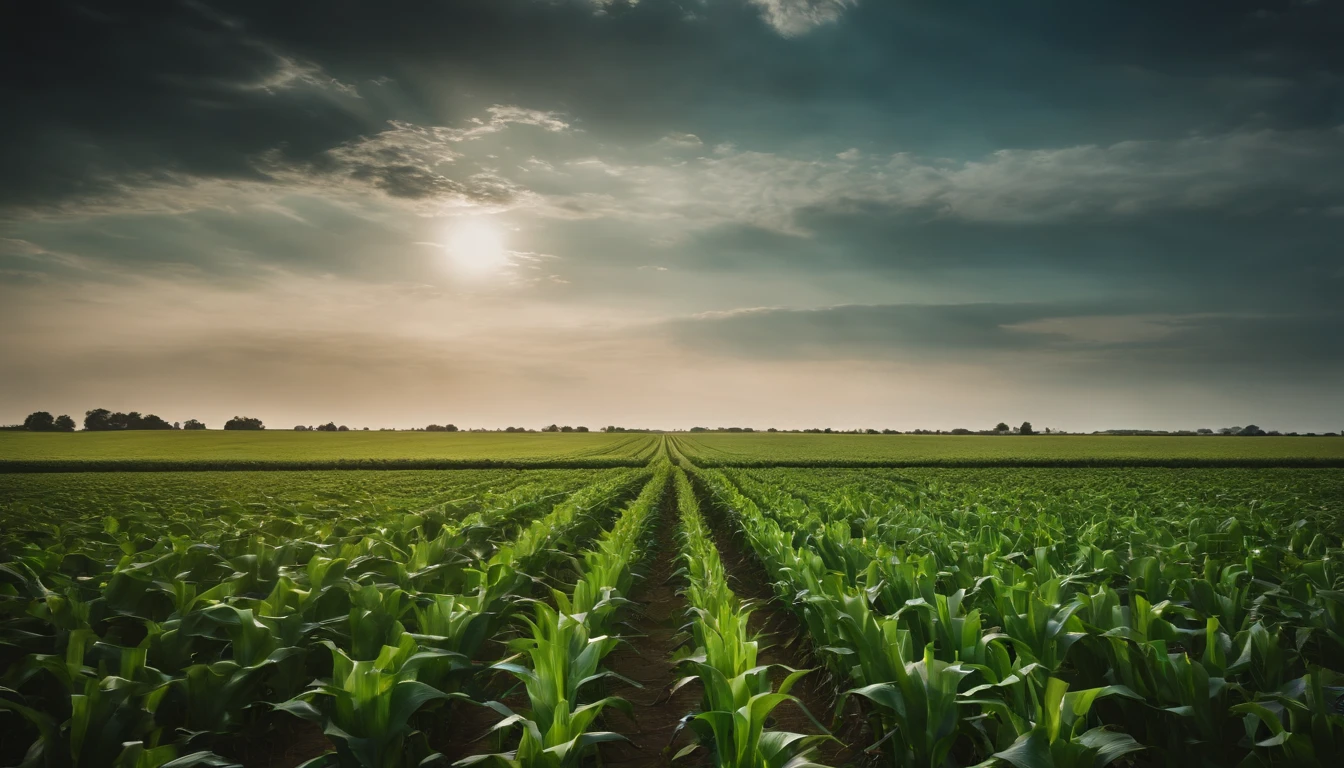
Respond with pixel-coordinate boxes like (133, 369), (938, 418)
(0, 468), (612, 524)
(672, 433), (1344, 467)
(0, 430), (660, 471)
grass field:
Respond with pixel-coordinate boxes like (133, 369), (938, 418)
(0, 430), (660, 470)
(673, 432), (1344, 466)
(3, 431), (1343, 471)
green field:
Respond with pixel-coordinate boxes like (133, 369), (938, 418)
(3, 437), (1343, 768)
(3, 431), (1343, 471)
(0, 469), (610, 523)
(674, 432), (1344, 466)
(0, 431), (660, 470)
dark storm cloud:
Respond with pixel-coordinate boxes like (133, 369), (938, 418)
(5, 0), (1342, 217)
(680, 204), (1344, 312)
(0, 1), (373, 212)
(663, 302), (1344, 381)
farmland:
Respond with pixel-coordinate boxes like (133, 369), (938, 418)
(1, 436), (1342, 768)
(674, 433), (1344, 467)
(0, 432), (661, 472)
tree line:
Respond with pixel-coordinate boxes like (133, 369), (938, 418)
(11, 412), (1335, 436)
(12, 409), (259, 432)
(690, 421), (1044, 435)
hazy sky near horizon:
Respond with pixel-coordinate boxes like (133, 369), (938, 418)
(2, 0), (1342, 431)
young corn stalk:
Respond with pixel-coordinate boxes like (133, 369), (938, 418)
(460, 466), (671, 768)
(669, 468), (833, 768)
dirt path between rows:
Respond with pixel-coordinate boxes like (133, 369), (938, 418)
(601, 484), (705, 767)
(688, 473), (866, 766)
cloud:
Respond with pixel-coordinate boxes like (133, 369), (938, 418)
(243, 54), (362, 97)
(660, 302), (1344, 382)
(5, 105), (571, 219)
(748, 0), (858, 37)
(532, 127), (1344, 235)
(292, 107), (569, 208)
(657, 132), (704, 149)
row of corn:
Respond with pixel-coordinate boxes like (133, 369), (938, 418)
(0, 469), (648, 768)
(668, 466), (832, 768)
(694, 464), (1344, 767)
(459, 463), (671, 767)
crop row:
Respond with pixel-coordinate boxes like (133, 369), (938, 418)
(460, 463), (670, 766)
(691, 463), (1344, 766)
(668, 467), (830, 767)
(0, 468), (652, 767)
(0, 470), (603, 527)
(670, 434), (1344, 468)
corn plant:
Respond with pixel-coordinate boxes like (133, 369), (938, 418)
(460, 468), (669, 768)
(275, 636), (466, 768)
(670, 468), (832, 768)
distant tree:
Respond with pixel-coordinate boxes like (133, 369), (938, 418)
(823, 427), (833, 434)
(951, 428), (972, 435)
(107, 411), (139, 430)
(446, 424), (458, 432)
(1238, 425), (1265, 436)
(23, 411), (56, 431)
(84, 408), (113, 431)
(690, 427), (709, 433)
(994, 422), (1010, 433)
(338, 425), (350, 432)
(1019, 421), (1035, 435)
(53, 414), (76, 432)
(1196, 428), (1213, 434)
(137, 414), (175, 430)
(294, 425), (309, 431)
(223, 416), (265, 431)
(182, 419), (206, 430)
(561, 425), (574, 432)
(315, 422), (338, 432)
(575, 426), (588, 432)
(767, 427), (778, 432)
(543, 424), (560, 432)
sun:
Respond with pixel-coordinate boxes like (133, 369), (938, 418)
(446, 218), (509, 277)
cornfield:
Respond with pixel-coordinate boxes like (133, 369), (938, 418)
(2, 439), (1341, 768)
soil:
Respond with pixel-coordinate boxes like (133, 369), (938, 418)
(222, 711), (333, 768)
(600, 484), (706, 767)
(688, 473), (870, 766)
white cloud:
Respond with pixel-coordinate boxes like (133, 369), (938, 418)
(657, 132), (704, 149)
(531, 126), (1344, 234)
(13, 105), (571, 219)
(248, 54), (361, 97)
(748, 0), (858, 37)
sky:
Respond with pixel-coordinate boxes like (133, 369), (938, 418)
(2, 0), (1342, 432)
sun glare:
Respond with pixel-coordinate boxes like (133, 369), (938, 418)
(446, 218), (509, 278)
